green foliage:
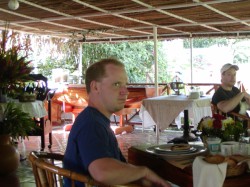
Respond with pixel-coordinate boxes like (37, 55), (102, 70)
(82, 41), (169, 83)
(37, 57), (77, 79)
(183, 38), (229, 48)
(0, 31), (34, 89)
(231, 39), (250, 64)
(33, 38), (79, 79)
(222, 121), (245, 141)
(0, 103), (37, 140)
(32, 37), (167, 82)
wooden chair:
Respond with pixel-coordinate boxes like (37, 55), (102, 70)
(27, 74), (57, 149)
(28, 151), (141, 187)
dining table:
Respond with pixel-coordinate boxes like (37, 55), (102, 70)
(128, 145), (250, 187)
(140, 95), (212, 141)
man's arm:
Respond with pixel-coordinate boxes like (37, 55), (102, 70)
(88, 158), (171, 187)
(218, 91), (250, 113)
(244, 92), (250, 105)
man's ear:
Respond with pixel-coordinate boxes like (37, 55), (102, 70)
(90, 80), (100, 93)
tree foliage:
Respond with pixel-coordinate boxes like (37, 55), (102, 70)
(32, 37), (79, 78)
(81, 41), (168, 83)
(2, 30), (250, 84)
(183, 38), (229, 48)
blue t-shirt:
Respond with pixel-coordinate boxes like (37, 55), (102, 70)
(63, 106), (126, 187)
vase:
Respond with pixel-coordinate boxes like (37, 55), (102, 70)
(206, 137), (221, 154)
(0, 135), (20, 175)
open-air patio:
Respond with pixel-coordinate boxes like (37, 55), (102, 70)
(1, 1), (250, 187)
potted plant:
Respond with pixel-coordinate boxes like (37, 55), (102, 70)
(0, 29), (34, 102)
(0, 102), (37, 140)
(0, 102), (37, 175)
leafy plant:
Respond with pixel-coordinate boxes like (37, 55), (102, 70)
(0, 102), (38, 141)
(0, 30), (34, 93)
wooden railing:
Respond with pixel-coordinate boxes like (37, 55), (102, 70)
(185, 83), (220, 95)
(50, 83), (222, 125)
(128, 83), (221, 95)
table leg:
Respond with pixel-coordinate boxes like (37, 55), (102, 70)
(169, 110), (198, 143)
(183, 110), (198, 141)
(183, 110), (190, 137)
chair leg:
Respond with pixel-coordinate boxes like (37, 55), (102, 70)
(48, 132), (52, 149)
(113, 115), (118, 126)
(40, 118), (45, 150)
(119, 115), (125, 127)
(41, 135), (45, 151)
(125, 109), (142, 125)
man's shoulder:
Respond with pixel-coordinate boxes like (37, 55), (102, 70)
(232, 86), (240, 93)
(215, 86), (240, 93)
(212, 86), (227, 104)
(74, 106), (109, 128)
(77, 106), (99, 118)
(213, 86), (224, 95)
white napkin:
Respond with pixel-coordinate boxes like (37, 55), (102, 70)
(192, 156), (227, 187)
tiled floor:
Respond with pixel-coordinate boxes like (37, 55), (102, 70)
(13, 123), (186, 187)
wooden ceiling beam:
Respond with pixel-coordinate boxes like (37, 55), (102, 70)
(194, 0), (250, 27)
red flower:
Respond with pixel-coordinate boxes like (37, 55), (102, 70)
(213, 119), (222, 129)
(213, 113), (226, 121)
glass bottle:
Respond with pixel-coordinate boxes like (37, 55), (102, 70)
(238, 133), (247, 155)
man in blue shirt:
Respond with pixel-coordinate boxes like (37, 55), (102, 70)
(63, 58), (171, 187)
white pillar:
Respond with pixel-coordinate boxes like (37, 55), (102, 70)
(190, 36), (193, 83)
(153, 26), (160, 144)
(153, 26), (159, 97)
(78, 43), (83, 84)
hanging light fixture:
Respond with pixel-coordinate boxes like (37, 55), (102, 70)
(8, 0), (19, 10)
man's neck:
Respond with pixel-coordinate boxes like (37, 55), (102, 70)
(88, 99), (111, 119)
(221, 84), (233, 91)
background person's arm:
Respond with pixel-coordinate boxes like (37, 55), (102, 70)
(217, 92), (245, 113)
(88, 158), (171, 187)
(243, 92), (250, 105)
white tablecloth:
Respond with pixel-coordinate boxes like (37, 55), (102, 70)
(0, 100), (47, 119)
(140, 95), (212, 130)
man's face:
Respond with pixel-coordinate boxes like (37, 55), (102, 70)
(96, 64), (128, 114)
(221, 68), (237, 87)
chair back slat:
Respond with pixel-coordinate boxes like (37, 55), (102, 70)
(28, 151), (107, 187)
(29, 151), (144, 187)
(57, 174), (63, 187)
(37, 167), (49, 187)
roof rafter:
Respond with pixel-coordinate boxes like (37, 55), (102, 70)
(0, 0), (250, 42)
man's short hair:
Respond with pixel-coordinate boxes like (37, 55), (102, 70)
(220, 63), (239, 74)
(85, 58), (124, 93)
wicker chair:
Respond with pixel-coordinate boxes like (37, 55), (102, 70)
(28, 151), (141, 187)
